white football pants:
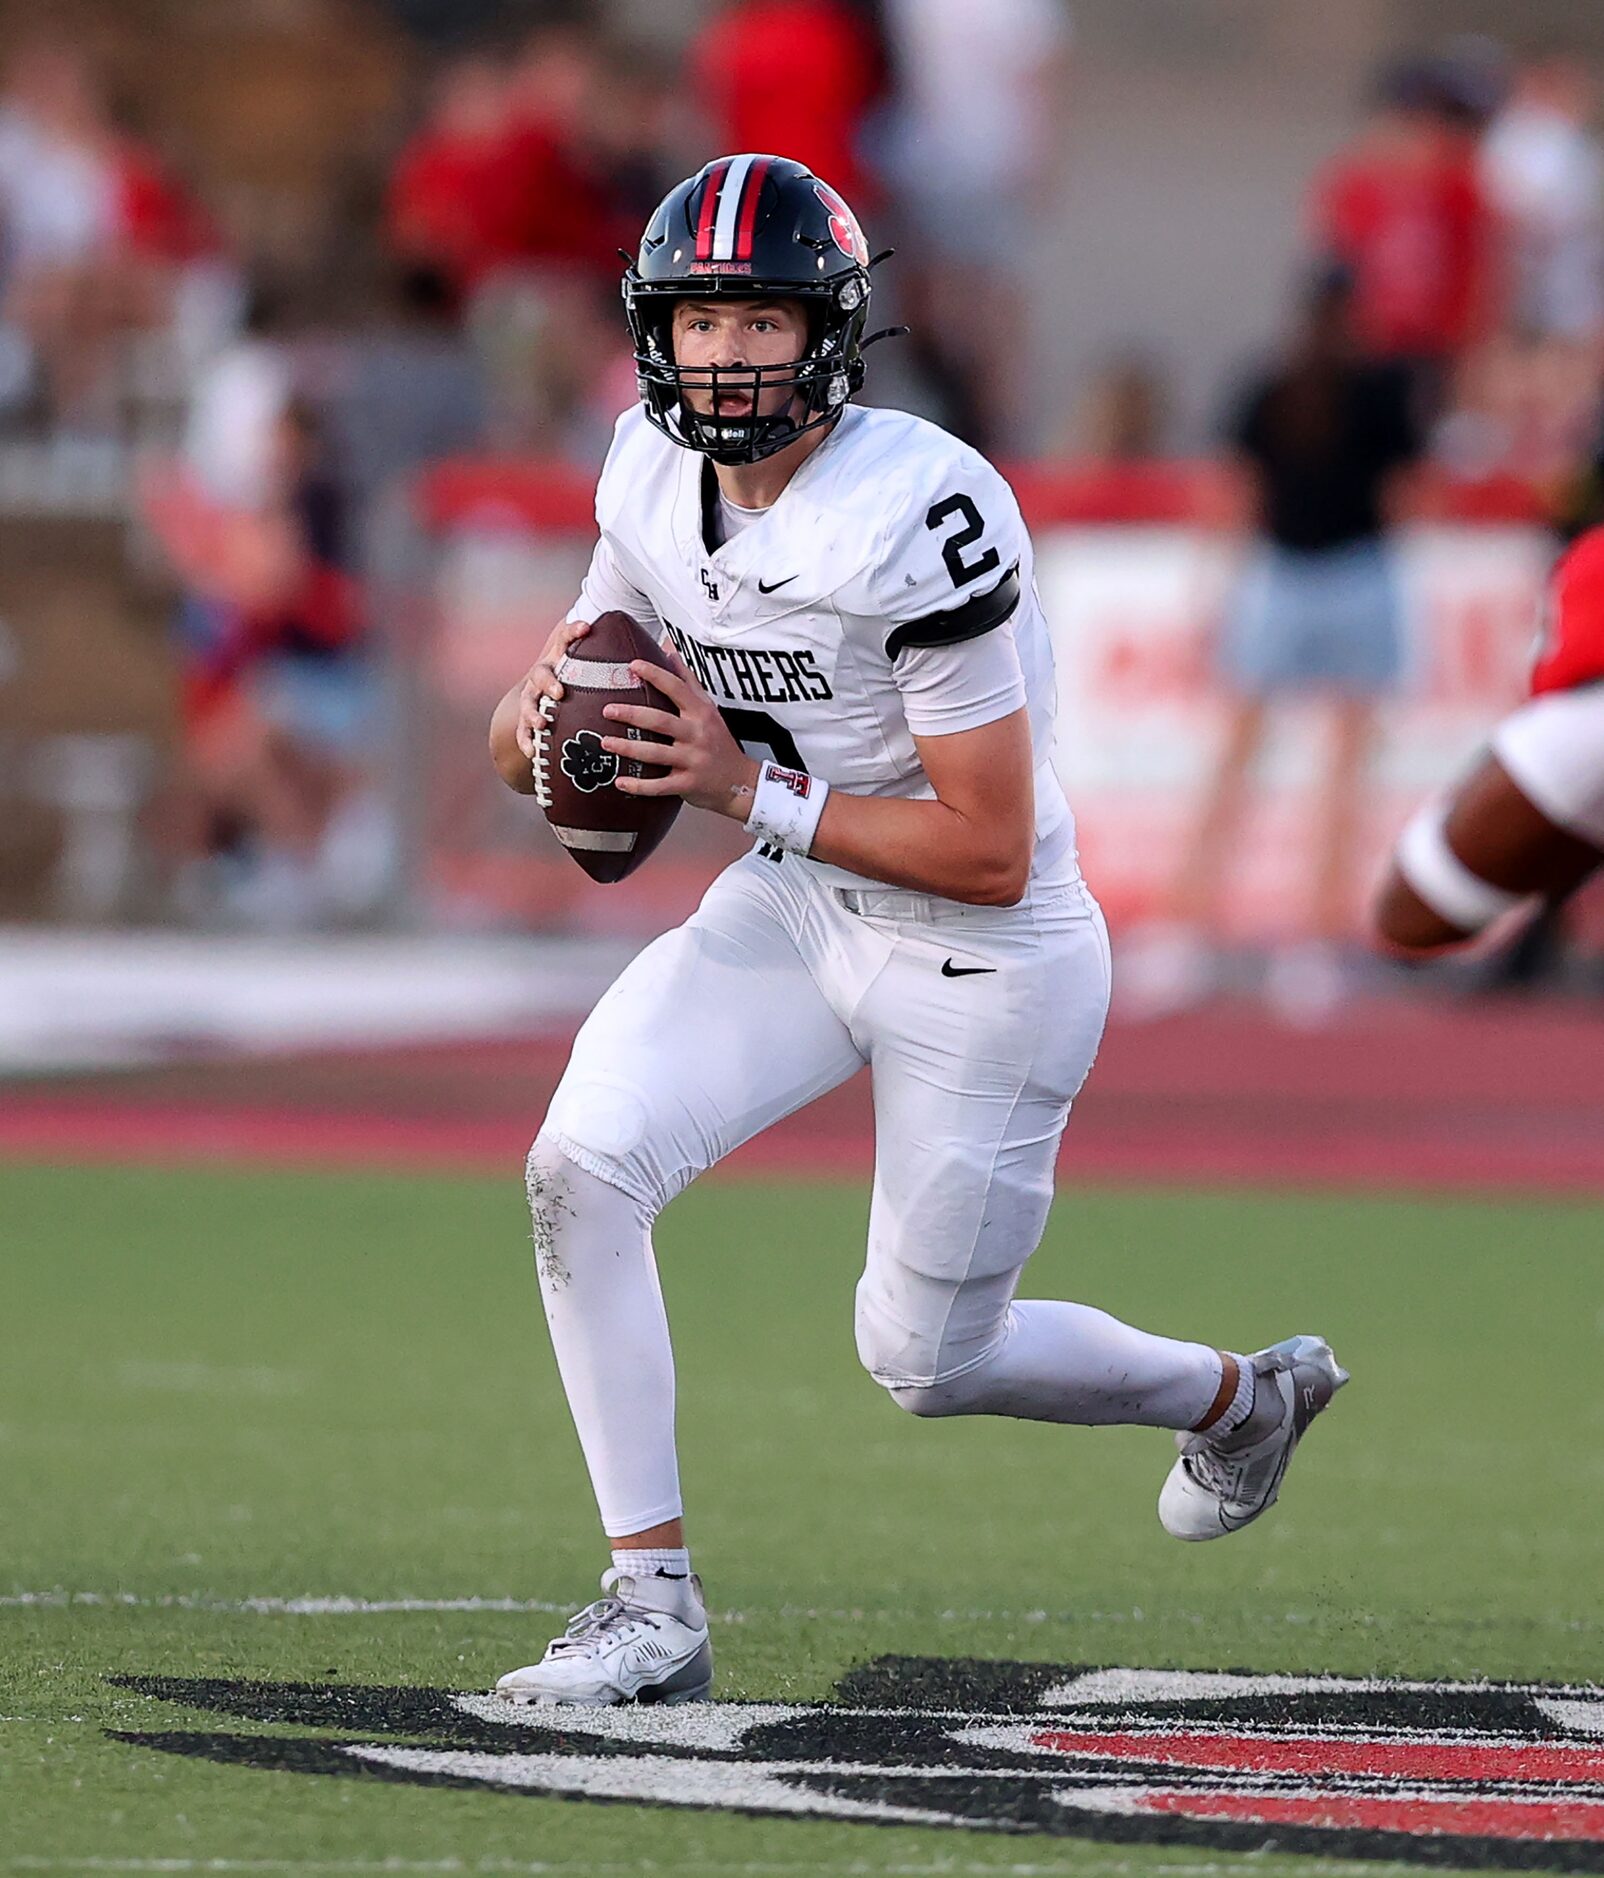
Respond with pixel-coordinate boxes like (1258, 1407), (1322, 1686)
(530, 850), (1225, 1535)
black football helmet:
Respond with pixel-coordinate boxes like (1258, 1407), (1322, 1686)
(623, 154), (877, 465)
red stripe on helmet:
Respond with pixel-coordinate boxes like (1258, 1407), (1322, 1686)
(733, 156), (771, 261)
(694, 160), (729, 261)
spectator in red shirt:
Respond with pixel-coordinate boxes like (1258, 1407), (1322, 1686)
(386, 53), (527, 298)
(689, 0), (887, 212)
(388, 33), (629, 302)
(115, 141), (218, 266)
(0, 37), (219, 429)
(1311, 62), (1496, 389)
(497, 24), (634, 287)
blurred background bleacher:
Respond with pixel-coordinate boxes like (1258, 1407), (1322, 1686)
(4, 0), (1604, 1034)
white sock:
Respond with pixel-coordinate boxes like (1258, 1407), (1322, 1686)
(1208, 1352), (1256, 1436)
(891, 1300), (1225, 1429)
(526, 1135), (682, 1535)
(611, 1546), (691, 1581)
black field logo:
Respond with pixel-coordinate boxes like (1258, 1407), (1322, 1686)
(108, 1661), (1604, 1868)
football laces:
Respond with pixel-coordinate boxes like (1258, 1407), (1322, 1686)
(531, 694), (555, 810)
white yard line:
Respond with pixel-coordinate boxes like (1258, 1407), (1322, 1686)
(0, 1590), (1332, 1624)
(1, 1593), (573, 1617)
(6, 1589), (1599, 1634)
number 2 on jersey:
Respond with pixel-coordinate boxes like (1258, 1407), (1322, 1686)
(719, 707), (806, 773)
(926, 493), (1000, 590)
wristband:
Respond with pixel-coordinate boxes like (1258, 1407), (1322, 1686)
(743, 761), (830, 856)
(1395, 801), (1523, 934)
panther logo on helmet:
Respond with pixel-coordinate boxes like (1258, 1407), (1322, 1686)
(814, 180), (869, 264)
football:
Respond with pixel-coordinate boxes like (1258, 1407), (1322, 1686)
(533, 610), (682, 883)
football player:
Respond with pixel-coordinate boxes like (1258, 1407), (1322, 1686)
(1376, 525), (1604, 953)
(487, 155), (1348, 1707)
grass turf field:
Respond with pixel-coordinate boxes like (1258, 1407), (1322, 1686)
(5, 1158), (1603, 1877)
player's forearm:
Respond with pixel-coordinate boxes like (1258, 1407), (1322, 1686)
(489, 685), (536, 795)
(808, 792), (1031, 906)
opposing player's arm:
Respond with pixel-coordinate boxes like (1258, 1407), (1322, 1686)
(1374, 703), (1604, 953)
(1378, 535), (1604, 951)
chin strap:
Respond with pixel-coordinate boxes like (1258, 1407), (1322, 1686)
(861, 325), (911, 353)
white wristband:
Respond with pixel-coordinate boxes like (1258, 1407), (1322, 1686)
(743, 761), (830, 856)
(1395, 800), (1524, 934)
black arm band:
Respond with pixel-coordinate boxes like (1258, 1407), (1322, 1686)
(884, 564), (1021, 660)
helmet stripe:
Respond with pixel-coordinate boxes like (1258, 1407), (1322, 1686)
(710, 152), (756, 261)
(694, 159), (729, 261)
(732, 155), (771, 261)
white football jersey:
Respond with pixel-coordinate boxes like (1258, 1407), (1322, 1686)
(569, 402), (1080, 896)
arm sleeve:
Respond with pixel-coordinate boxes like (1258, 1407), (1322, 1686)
(871, 452), (1031, 733)
(874, 457), (1027, 658)
(897, 622), (1030, 738)
(567, 531), (661, 631)
(1492, 687), (1604, 848)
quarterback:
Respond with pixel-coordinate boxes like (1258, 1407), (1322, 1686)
(487, 155), (1348, 1706)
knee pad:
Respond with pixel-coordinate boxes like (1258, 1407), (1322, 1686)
(540, 1070), (662, 1210)
(854, 1278), (927, 1390)
(855, 1270), (1013, 1411)
(886, 1376), (977, 1418)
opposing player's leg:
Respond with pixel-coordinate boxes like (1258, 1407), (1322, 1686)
(848, 892), (1345, 1532)
(497, 855), (865, 1704)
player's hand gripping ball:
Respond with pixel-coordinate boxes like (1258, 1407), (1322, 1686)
(527, 611), (682, 882)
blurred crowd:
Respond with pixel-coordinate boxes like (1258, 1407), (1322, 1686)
(1317, 44), (1604, 512)
(0, 35), (229, 448)
(1120, 42), (1604, 1020)
(1, 3), (1603, 966)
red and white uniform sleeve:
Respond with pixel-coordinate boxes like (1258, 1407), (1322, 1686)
(1490, 526), (1604, 848)
(1493, 690), (1604, 848)
(1530, 526), (1604, 698)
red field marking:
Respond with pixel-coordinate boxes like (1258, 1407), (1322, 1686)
(3, 999), (1602, 1194)
(1138, 1788), (1604, 1841)
(1029, 1728), (1604, 1783)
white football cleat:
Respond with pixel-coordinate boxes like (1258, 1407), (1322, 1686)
(494, 1568), (712, 1707)
(1159, 1334), (1348, 1542)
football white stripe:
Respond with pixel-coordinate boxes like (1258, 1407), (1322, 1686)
(711, 153), (755, 261)
(553, 827), (636, 853)
(555, 659), (638, 690)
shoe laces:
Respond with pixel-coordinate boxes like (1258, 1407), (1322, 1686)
(546, 1571), (661, 1660)
(1182, 1439), (1238, 1498)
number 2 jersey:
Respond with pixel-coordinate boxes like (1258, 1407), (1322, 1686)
(1490, 523), (1604, 850)
(567, 401), (1083, 898)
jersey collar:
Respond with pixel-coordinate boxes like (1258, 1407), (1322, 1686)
(690, 409), (859, 563)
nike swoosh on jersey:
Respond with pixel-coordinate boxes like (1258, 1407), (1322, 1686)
(756, 575), (798, 594)
(941, 959), (996, 977)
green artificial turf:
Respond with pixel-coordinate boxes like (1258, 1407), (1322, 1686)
(3, 1160), (1601, 1876)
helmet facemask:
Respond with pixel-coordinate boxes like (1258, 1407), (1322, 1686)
(626, 277), (869, 466)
